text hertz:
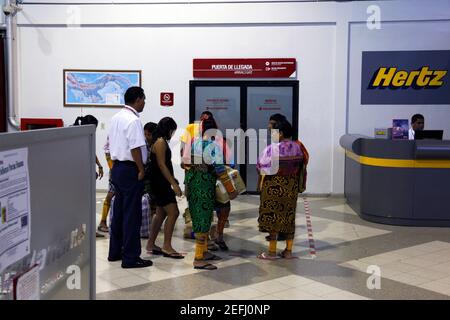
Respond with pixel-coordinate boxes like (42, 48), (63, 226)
(370, 67), (447, 88)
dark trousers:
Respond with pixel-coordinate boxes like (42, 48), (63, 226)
(108, 161), (144, 265)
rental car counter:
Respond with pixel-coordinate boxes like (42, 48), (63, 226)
(340, 134), (450, 227)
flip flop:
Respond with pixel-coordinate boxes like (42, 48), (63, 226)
(207, 243), (219, 251)
(162, 251), (185, 259)
(203, 253), (222, 261)
(194, 263), (218, 270)
(257, 252), (280, 260)
(147, 247), (163, 255)
(278, 250), (298, 259)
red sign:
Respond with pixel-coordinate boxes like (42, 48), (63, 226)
(160, 92), (174, 106)
(193, 58), (296, 78)
(20, 118), (64, 131)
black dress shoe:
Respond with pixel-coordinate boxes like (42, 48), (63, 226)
(121, 258), (153, 269)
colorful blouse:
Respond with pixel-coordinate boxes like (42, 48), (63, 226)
(257, 139), (303, 176)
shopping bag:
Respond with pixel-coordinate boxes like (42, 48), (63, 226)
(108, 194), (151, 238)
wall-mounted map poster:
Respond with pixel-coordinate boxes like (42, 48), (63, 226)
(64, 70), (141, 107)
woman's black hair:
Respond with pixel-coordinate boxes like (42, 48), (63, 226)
(144, 122), (157, 133)
(73, 115), (98, 127)
(273, 119), (293, 139)
(200, 111), (213, 119)
(151, 117), (177, 145)
(201, 118), (218, 136)
(269, 113), (287, 124)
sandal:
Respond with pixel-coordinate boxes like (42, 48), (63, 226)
(278, 250), (296, 259)
(162, 251), (185, 259)
(257, 252), (280, 260)
(97, 225), (109, 232)
(207, 243), (219, 251)
(203, 252), (222, 261)
(147, 246), (163, 255)
(215, 240), (229, 251)
(194, 263), (218, 270)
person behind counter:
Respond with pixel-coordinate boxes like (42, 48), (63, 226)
(408, 114), (424, 140)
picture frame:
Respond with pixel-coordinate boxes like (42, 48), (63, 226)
(63, 69), (142, 107)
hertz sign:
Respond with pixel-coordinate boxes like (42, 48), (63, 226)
(371, 67), (446, 88)
(361, 51), (450, 105)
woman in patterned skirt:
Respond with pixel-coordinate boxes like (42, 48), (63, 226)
(184, 118), (238, 270)
(257, 119), (304, 259)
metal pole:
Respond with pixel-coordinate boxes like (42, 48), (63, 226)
(4, 0), (20, 131)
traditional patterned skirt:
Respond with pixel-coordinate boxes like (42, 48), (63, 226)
(185, 168), (217, 233)
(258, 174), (299, 239)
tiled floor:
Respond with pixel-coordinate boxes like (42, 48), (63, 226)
(340, 241), (450, 296)
(95, 193), (450, 300)
(195, 275), (369, 300)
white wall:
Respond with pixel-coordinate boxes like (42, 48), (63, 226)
(12, 0), (450, 194)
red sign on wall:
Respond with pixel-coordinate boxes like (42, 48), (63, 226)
(160, 92), (174, 106)
(193, 58), (296, 78)
(20, 118), (64, 131)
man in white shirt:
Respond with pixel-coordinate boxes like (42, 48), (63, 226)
(408, 114), (425, 140)
(107, 86), (152, 268)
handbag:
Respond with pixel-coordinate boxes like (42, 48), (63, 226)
(216, 166), (246, 203)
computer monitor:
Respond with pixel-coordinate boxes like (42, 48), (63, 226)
(414, 130), (444, 140)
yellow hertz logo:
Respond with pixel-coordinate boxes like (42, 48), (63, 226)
(370, 67), (447, 88)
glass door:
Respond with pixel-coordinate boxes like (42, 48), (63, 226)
(246, 86), (296, 193)
(190, 80), (298, 193)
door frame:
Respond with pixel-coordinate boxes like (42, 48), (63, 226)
(0, 33), (6, 132)
(189, 80), (299, 192)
